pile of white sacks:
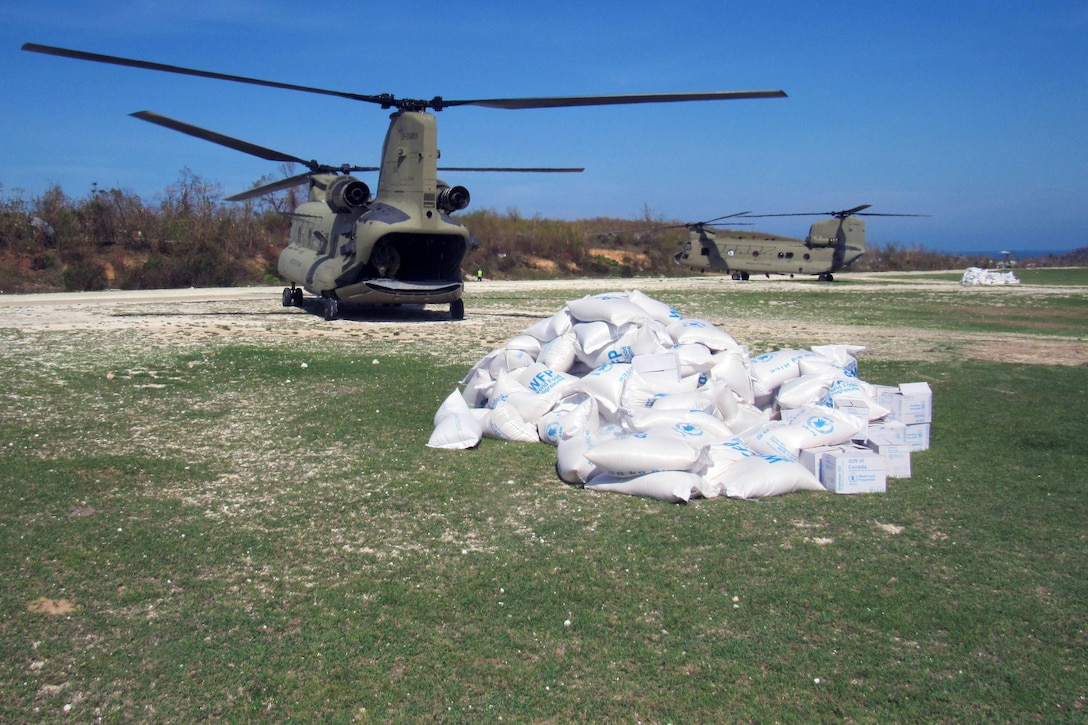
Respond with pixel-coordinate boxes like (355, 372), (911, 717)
(961, 267), (1020, 285)
(428, 290), (891, 503)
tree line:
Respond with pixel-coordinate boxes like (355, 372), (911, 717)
(0, 171), (1029, 294)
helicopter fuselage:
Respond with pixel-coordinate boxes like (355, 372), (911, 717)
(278, 110), (470, 315)
(674, 215), (866, 280)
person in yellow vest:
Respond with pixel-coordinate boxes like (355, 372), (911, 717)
(476, 268), (483, 282)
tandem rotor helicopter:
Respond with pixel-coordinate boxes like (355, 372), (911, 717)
(23, 43), (786, 320)
(672, 205), (928, 281)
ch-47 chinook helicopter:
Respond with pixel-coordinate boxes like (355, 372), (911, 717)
(22, 43), (786, 320)
(673, 205), (927, 281)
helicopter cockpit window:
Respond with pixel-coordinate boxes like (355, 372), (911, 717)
(700, 247), (709, 256)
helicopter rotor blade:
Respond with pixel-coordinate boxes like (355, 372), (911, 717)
(225, 173), (315, 202)
(743, 205), (929, 219)
(131, 111), (378, 181)
(442, 90), (787, 110)
(701, 211), (753, 225)
(130, 111), (316, 167)
(24, 44), (785, 112)
(438, 167), (584, 173)
(22, 43), (390, 105)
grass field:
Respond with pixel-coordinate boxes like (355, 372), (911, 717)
(1, 273), (1086, 722)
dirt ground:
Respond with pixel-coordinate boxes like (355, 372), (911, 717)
(0, 274), (1084, 366)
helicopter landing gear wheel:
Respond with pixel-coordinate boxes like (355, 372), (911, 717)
(282, 287), (293, 307)
(450, 298), (465, 321)
(741, 271), (750, 281)
(322, 296), (339, 321)
(292, 287), (304, 306)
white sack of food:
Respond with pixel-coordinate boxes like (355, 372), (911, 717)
(818, 378), (890, 421)
(628, 289), (683, 325)
(701, 436), (756, 494)
(567, 293), (650, 326)
(575, 362), (634, 418)
(622, 406), (735, 444)
(524, 307), (573, 341)
(555, 425), (624, 484)
(746, 406), (861, 460)
(620, 366), (699, 411)
(505, 334), (543, 359)
(649, 391), (718, 414)
(750, 348), (822, 392)
(573, 320), (616, 357)
(537, 394), (600, 446)
(512, 363), (580, 400)
(427, 390), (484, 449)
(585, 432), (706, 478)
(775, 369), (839, 409)
(723, 455), (826, 499)
(667, 318), (739, 351)
(673, 343), (715, 376)
(538, 332), (578, 373)
(487, 347), (535, 377)
(801, 344), (865, 377)
(577, 322), (638, 367)
(488, 371), (559, 424)
(484, 401), (541, 442)
(585, 471), (699, 503)
(460, 366), (495, 407)
(708, 348), (755, 403)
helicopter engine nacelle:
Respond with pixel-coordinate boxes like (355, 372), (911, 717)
(326, 176), (371, 213)
(437, 183), (470, 213)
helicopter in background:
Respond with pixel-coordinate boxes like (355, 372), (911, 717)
(673, 205), (928, 281)
(22, 43), (787, 320)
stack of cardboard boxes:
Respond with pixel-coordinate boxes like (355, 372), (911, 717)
(797, 382), (932, 494)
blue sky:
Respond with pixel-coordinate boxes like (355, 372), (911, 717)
(2, 1), (1085, 253)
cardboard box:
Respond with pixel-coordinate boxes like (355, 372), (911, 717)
(799, 444), (850, 478)
(864, 433), (912, 478)
(904, 423), (930, 452)
(878, 382), (932, 424)
(868, 420), (907, 445)
(819, 445), (887, 494)
(632, 351), (680, 385)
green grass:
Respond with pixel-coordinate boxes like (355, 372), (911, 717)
(1, 284), (1087, 722)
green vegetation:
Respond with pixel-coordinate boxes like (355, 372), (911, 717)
(1, 282), (1086, 722)
(4, 176), (1082, 294)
